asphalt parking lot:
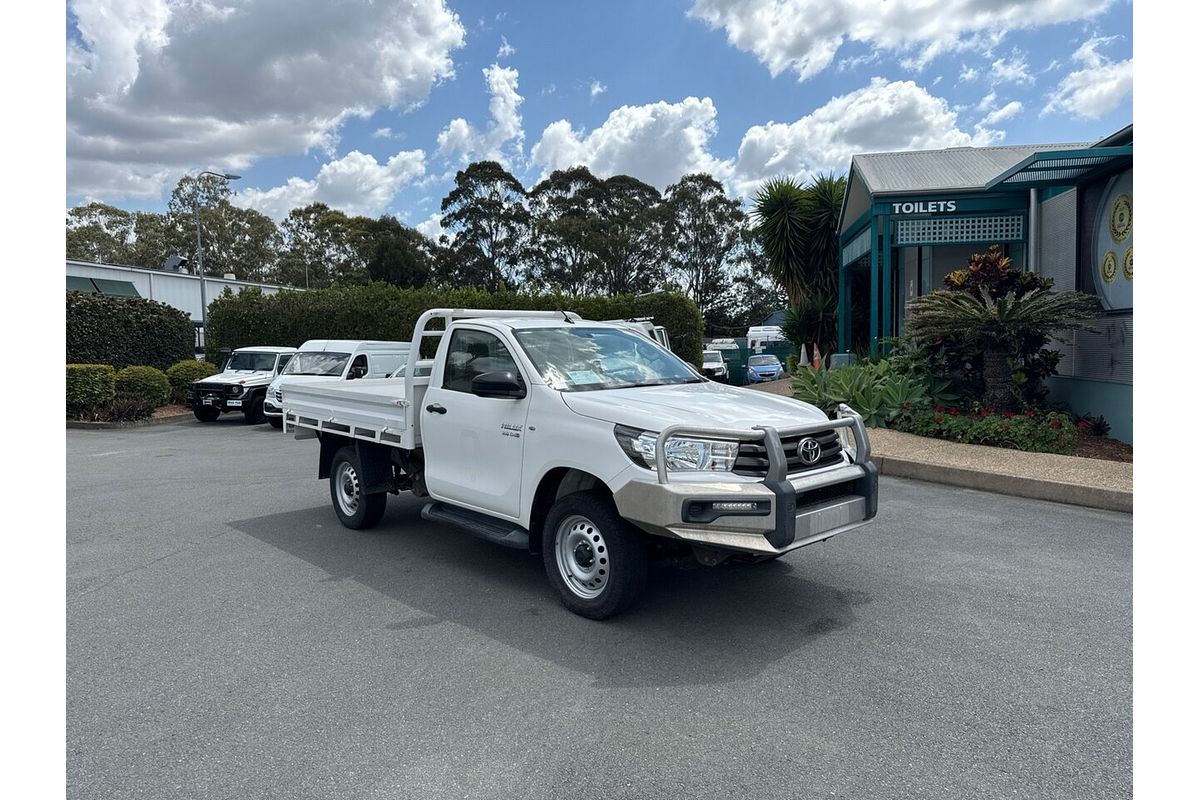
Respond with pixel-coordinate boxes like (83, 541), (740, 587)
(67, 419), (1131, 800)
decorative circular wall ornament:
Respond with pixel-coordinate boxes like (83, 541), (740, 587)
(1093, 170), (1133, 310)
(1110, 193), (1132, 243)
(1102, 251), (1118, 284)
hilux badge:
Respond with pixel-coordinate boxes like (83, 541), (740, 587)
(797, 437), (821, 465)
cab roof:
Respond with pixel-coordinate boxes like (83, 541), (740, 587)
(233, 346), (298, 354)
(296, 339), (411, 353)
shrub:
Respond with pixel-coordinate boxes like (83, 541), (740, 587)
(67, 292), (195, 371)
(115, 366), (170, 409)
(166, 359), (218, 403)
(792, 360), (927, 427)
(66, 364), (116, 419)
(206, 283), (706, 367)
(894, 404), (1078, 454)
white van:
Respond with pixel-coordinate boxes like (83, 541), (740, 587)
(746, 325), (786, 352)
(263, 339), (410, 428)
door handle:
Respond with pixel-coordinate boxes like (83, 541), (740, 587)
(425, 403), (447, 415)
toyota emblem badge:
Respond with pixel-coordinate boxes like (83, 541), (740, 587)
(797, 437), (821, 465)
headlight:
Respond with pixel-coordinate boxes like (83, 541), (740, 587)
(614, 425), (738, 472)
(230, 385), (243, 396)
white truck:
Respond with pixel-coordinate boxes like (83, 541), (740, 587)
(263, 340), (410, 429)
(188, 346), (297, 424)
(282, 309), (877, 619)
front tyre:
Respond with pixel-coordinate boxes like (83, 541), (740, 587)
(542, 490), (648, 620)
(193, 406), (220, 422)
(243, 396), (266, 424)
(329, 446), (387, 529)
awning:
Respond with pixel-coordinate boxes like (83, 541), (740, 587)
(985, 145), (1132, 191)
(67, 276), (98, 293)
(90, 278), (141, 297)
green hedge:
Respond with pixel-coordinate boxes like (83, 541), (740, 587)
(893, 404), (1078, 454)
(67, 292), (195, 371)
(166, 359), (218, 403)
(206, 283), (705, 366)
(66, 364), (116, 418)
(116, 366), (170, 409)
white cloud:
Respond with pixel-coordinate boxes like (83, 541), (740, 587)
(980, 100), (1023, 126)
(497, 36), (515, 59)
(436, 64), (525, 167)
(415, 212), (447, 241)
(590, 80), (608, 99)
(67, 0), (464, 199)
(959, 65), (979, 83)
(1043, 35), (1132, 119)
(233, 149), (426, 220)
(687, 0), (1112, 81)
(990, 53), (1034, 85)
(530, 96), (734, 191)
(732, 77), (1000, 197)
(373, 128), (395, 139)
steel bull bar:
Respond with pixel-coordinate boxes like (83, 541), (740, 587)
(652, 404), (878, 551)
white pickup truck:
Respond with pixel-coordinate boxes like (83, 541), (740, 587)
(283, 309), (877, 619)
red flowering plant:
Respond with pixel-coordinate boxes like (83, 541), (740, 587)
(894, 402), (1077, 454)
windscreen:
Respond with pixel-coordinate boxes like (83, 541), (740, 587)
(224, 352), (279, 372)
(703, 352), (722, 364)
(748, 355), (780, 366)
(282, 352), (351, 376)
(514, 327), (701, 392)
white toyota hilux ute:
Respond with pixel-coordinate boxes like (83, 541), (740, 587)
(282, 309), (877, 619)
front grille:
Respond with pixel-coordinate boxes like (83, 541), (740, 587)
(733, 429), (843, 477)
(273, 389), (282, 402)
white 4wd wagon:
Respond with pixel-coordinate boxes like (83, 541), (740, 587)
(188, 346), (297, 424)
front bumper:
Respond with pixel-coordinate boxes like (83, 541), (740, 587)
(747, 370), (781, 382)
(187, 390), (246, 413)
(612, 406), (877, 556)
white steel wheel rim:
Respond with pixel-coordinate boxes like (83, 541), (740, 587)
(335, 461), (360, 516)
(555, 514), (610, 600)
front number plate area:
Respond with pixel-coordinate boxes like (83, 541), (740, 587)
(227, 399), (242, 407)
(794, 496), (866, 540)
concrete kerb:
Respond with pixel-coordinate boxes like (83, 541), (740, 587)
(67, 411), (194, 430)
(872, 454), (1132, 513)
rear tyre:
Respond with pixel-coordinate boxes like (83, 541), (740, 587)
(329, 446), (387, 530)
(267, 416), (283, 429)
(542, 490), (648, 620)
(243, 396), (266, 424)
(193, 406), (220, 422)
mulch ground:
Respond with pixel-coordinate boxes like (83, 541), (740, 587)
(742, 377), (1133, 464)
(152, 404), (192, 419)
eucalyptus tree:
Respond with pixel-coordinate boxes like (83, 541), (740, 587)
(662, 173), (749, 316)
(440, 161), (530, 292)
(66, 202), (135, 264)
(591, 174), (667, 296)
(527, 166), (603, 295)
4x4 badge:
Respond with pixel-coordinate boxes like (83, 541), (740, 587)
(797, 437), (821, 465)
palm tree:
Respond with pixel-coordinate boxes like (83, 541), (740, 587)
(905, 289), (1102, 407)
(752, 177), (808, 307)
(752, 174), (846, 357)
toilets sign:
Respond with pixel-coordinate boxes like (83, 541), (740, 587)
(892, 200), (957, 214)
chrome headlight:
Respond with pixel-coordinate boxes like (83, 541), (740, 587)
(230, 385), (243, 396)
(614, 425), (738, 472)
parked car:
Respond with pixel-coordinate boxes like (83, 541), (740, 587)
(187, 346), (297, 424)
(746, 354), (784, 383)
(282, 308), (876, 619)
(701, 349), (729, 381)
(263, 340), (410, 429)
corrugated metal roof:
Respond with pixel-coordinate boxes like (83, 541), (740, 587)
(852, 142), (1089, 195)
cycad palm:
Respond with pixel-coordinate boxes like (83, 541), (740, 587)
(905, 289), (1102, 407)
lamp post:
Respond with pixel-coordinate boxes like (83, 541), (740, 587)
(193, 170), (241, 343)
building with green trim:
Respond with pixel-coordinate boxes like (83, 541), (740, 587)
(836, 125), (1133, 442)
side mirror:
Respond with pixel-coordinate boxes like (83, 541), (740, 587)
(471, 370), (526, 399)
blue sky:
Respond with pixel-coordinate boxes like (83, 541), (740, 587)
(66, 0), (1132, 235)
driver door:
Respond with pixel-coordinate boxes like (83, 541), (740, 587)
(420, 327), (530, 519)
